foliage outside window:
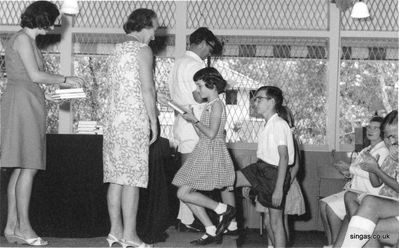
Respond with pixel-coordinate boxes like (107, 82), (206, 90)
(339, 60), (398, 145)
(212, 58), (327, 145)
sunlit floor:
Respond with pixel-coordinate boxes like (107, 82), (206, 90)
(0, 227), (326, 248)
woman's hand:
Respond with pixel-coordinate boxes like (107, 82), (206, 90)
(44, 92), (62, 103)
(359, 151), (380, 173)
(63, 76), (85, 88)
(149, 121), (158, 145)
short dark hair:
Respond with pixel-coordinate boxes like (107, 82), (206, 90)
(123, 8), (157, 34)
(189, 27), (223, 55)
(20, 1), (59, 29)
(256, 86), (285, 115)
(193, 67), (227, 94)
(381, 110), (398, 132)
(369, 116), (385, 139)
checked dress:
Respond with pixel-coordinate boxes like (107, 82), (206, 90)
(172, 98), (235, 191)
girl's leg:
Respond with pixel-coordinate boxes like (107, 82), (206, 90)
(284, 214), (290, 243)
(121, 185), (141, 243)
(185, 203), (213, 227)
(320, 201), (332, 244)
(344, 191), (360, 217)
(340, 196), (399, 248)
(107, 183), (123, 238)
(332, 215), (349, 247)
(14, 168), (39, 239)
(221, 188), (237, 232)
(4, 169), (20, 236)
(177, 185), (219, 210)
(263, 210), (275, 247)
(326, 204), (343, 243)
(365, 217), (399, 247)
(269, 208), (286, 248)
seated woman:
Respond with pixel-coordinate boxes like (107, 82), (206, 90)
(320, 116), (389, 245)
(334, 110), (398, 248)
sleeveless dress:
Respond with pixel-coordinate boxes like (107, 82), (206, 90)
(103, 40), (150, 188)
(172, 98), (235, 191)
(1, 30), (46, 170)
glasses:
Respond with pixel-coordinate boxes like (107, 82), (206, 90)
(206, 40), (216, 54)
(253, 96), (271, 103)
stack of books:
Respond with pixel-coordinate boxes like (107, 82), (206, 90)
(52, 88), (86, 100)
(76, 121), (103, 135)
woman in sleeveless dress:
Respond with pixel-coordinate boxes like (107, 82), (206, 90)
(102, 9), (158, 248)
(172, 67), (236, 245)
(0, 1), (82, 246)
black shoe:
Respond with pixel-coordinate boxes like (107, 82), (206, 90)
(223, 228), (239, 236)
(177, 222), (202, 233)
(190, 233), (221, 245)
(215, 205), (236, 236)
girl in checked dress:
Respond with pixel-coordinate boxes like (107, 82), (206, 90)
(172, 67), (236, 245)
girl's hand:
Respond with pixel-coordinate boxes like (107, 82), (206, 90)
(333, 161), (351, 177)
(182, 108), (197, 123)
(359, 152), (380, 173)
(242, 187), (251, 199)
(272, 188), (283, 207)
(157, 93), (170, 106)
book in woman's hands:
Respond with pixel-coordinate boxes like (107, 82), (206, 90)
(167, 101), (186, 115)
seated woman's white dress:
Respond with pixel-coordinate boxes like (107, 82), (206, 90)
(320, 141), (389, 220)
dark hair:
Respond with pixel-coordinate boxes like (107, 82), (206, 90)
(20, 1), (59, 29)
(255, 86), (285, 115)
(123, 8), (157, 34)
(189, 27), (223, 55)
(279, 106), (295, 128)
(193, 67), (227, 94)
(369, 116), (385, 139)
(381, 110), (398, 132)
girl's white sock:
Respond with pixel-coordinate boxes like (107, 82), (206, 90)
(227, 221), (237, 231)
(205, 225), (217, 236)
(341, 215), (376, 248)
(214, 203), (227, 214)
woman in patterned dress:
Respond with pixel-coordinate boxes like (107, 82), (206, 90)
(102, 9), (158, 248)
(172, 67), (236, 245)
(1, 1), (83, 246)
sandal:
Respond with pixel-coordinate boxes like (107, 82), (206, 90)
(14, 235), (48, 246)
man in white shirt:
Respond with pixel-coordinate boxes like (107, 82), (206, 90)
(168, 27), (222, 231)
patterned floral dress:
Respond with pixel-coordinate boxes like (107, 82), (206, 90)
(172, 98), (235, 190)
(103, 40), (150, 188)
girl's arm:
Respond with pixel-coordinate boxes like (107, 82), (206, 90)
(290, 138), (300, 183)
(191, 101), (223, 139)
(15, 33), (82, 87)
(360, 152), (399, 192)
(273, 145), (289, 207)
